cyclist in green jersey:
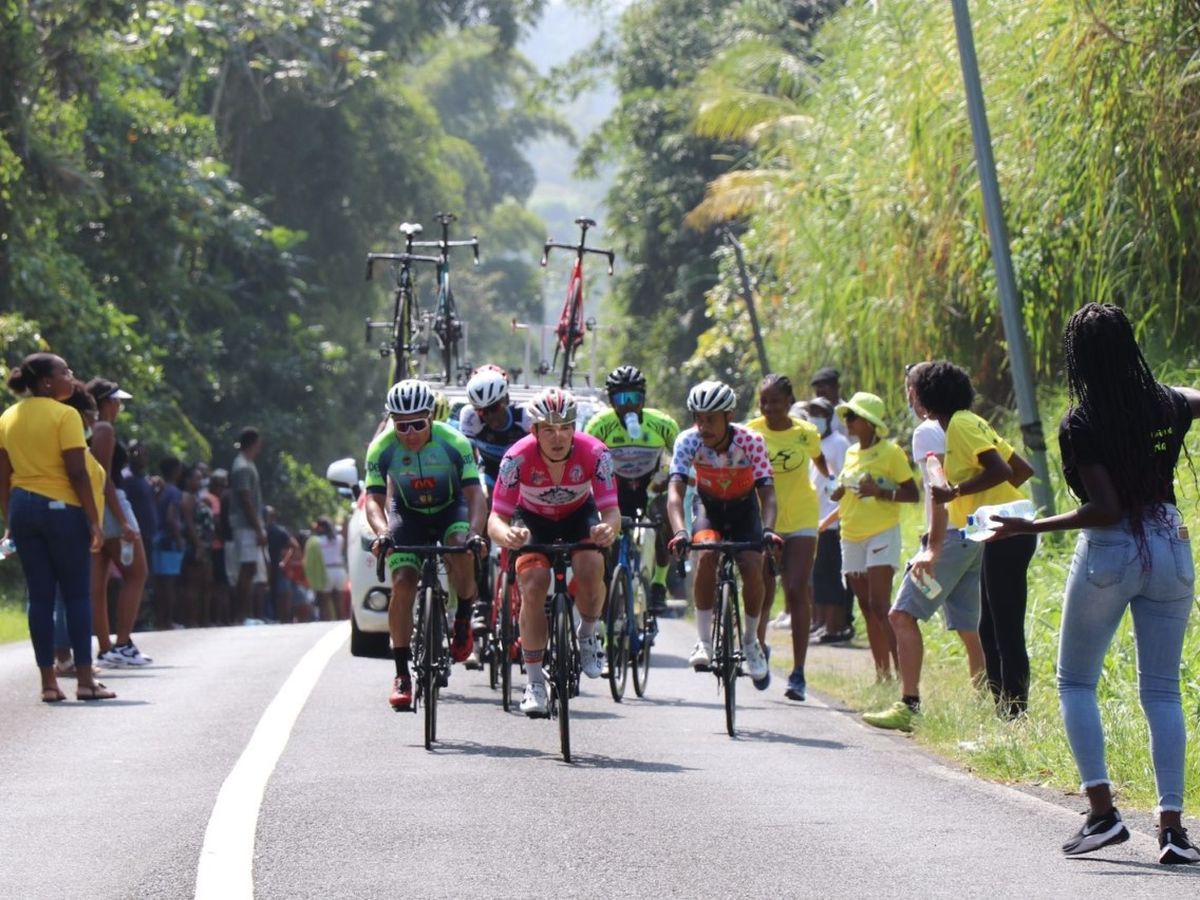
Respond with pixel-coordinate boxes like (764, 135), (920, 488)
(364, 379), (488, 710)
(584, 365), (680, 612)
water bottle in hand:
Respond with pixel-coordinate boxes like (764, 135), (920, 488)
(965, 499), (1036, 541)
(623, 412), (643, 440)
(910, 568), (941, 599)
(0, 537), (16, 560)
(925, 452), (948, 489)
(120, 539), (135, 566)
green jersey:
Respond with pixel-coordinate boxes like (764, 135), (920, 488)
(584, 407), (680, 482)
(364, 421), (480, 515)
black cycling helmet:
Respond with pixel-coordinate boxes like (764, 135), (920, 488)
(606, 365), (646, 393)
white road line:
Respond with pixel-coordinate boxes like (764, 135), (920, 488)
(195, 622), (349, 900)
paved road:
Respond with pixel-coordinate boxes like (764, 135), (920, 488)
(2, 619), (1197, 898)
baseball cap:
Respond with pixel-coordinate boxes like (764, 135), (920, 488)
(810, 366), (839, 386)
(86, 378), (132, 403)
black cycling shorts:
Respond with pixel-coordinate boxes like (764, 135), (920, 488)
(387, 502), (470, 571)
(690, 492), (762, 545)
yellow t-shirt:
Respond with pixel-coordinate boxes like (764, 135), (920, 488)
(838, 438), (913, 541)
(944, 409), (1024, 528)
(0, 397), (90, 506)
(745, 415), (822, 533)
(85, 448), (106, 521)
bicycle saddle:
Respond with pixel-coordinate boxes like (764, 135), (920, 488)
(399, 222), (423, 236)
(574, 216), (597, 228)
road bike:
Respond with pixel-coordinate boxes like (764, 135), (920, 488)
(508, 541), (599, 763)
(680, 538), (777, 737)
(376, 540), (482, 750)
(364, 222), (440, 384)
(605, 516), (658, 702)
(410, 212), (478, 385)
(479, 546), (523, 711)
(540, 216), (613, 388)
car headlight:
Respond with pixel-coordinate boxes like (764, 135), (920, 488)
(364, 588), (390, 612)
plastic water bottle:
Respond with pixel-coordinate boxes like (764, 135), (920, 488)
(120, 539), (135, 566)
(623, 411), (642, 440)
(925, 452), (948, 489)
(821, 474), (838, 499)
(910, 569), (941, 600)
(0, 537), (16, 560)
(965, 499), (1036, 542)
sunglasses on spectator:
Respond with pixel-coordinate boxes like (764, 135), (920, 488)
(843, 410), (859, 422)
(611, 390), (644, 406)
(392, 417), (430, 433)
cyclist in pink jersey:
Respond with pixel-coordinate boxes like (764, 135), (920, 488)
(487, 387), (621, 717)
(666, 380), (780, 687)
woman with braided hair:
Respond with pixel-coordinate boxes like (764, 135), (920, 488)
(994, 303), (1200, 864)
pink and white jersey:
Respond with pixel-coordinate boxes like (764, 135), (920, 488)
(669, 423), (773, 502)
(492, 432), (618, 521)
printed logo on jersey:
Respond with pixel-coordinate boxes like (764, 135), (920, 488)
(771, 447), (804, 473)
(498, 454), (522, 488)
(595, 450), (615, 486)
(568, 464), (584, 483)
(534, 486), (580, 506)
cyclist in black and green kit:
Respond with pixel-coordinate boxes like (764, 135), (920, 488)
(364, 379), (488, 710)
(584, 365), (680, 612)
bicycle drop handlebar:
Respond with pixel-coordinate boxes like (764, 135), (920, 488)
(364, 251), (442, 282)
(506, 541), (603, 573)
(673, 539), (780, 578)
(410, 211), (480, 265)
(374, 538), (485, 582)
(540, 215), (615, 274)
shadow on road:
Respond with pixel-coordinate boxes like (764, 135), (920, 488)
(1068, 857), (1200, 878)
(565, 752), (696, 774)
(628, 694), (723, 712)
(734, 728), (847, 751)
(429, 739), (553, 760)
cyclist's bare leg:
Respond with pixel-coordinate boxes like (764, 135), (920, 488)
(517, 566), (551, 657)
(691, 549), (718, 612)
(387, 566), (420, 652)
(735, 549), (765, 639)
(569, 549), (606, 620)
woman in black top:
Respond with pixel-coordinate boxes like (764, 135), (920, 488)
(995, 303), (1200, 865)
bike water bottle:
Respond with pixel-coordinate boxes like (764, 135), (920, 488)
(623, 412), (642, 440)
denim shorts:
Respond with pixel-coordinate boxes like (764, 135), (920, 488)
(102, 489), (140, 540)
(893, 531), (984, 631)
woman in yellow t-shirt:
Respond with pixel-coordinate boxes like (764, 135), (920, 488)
(0, 353), (114, 703)
(829, 392), (919, 680)
(747, 374), (830, 701)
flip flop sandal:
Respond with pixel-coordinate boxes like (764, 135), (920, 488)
(76, 683), (117, 701)
(41, 687), (66, 703)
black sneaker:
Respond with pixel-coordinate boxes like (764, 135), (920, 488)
(1159, 827), (1200, 865)
(1062, 808), (1129, 856)
(470, 600), (491, 637)
(648, 583), (668, 613)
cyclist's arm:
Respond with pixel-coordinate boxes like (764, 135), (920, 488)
(365, 491), (389, 540)
(666, 476), (688, 536)
(464, 483), (487, 537)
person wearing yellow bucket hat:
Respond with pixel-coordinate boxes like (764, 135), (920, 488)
(829, 391), (919, 681)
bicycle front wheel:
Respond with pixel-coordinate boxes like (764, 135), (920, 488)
(553, 594), (573, 762)
(632, 572), (653, 698)
(605, 566), (630, 702)
(719, 581), (738, 737)
(423, 587), (444, 749)
(498, 565), (515, 711)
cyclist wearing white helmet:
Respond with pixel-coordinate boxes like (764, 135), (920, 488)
(458, 366), (534, 490)
(487, 386), (621, 717)
(666, 379), (780, 687)
(364, 379), (488, 710)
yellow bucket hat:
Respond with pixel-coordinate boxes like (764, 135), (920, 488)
(836, 391), (888, 437)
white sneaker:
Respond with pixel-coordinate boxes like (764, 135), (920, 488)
(579, 634), (603, 679)
(770, 612), (792, 630)
(114, 643), (152, 666)
(742, 639), (768, 681)
(688, 641), (713, 669)
(520, 681), (549, 718)
(96, 648), (125, 668)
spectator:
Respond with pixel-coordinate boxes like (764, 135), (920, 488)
(803, 396), (855, 643)
(279, 528), (313, 623)
(792, 367), (848, 437)
(302, 528), (329, 620)
(205, 468), (231, 626)
(152, 456), (184, 629)
(264, 506), (291, 623)
(87, 377), (151, 667)
(121, 440), (158, 625)
(179, 463), (215, 627)
(310, 515), (346, 622)
(0, 353), (114, 701)
(229, 427), (266, 624)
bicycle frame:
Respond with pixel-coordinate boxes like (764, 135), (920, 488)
(606, 517), (658, 702)
(364, 225), (441, 384)
(541, 216), (614, 389)
(411, 212), (479, 385)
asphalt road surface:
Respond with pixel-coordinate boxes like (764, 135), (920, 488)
(2, 619), (1198, 898)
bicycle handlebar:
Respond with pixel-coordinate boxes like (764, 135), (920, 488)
(540, 241), (615, 275)
(374, 538), (485, 582)
(364, 252), (442, 281)
(673, 539), (779, 578)
(619, 516), (659, 531)
(506, 541), (603, 572)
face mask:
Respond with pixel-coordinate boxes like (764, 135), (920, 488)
(809, 416), (828, 435)
(83, 426), (93, 441)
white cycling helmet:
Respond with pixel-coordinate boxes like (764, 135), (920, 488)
(466, 369), (509, 409)
(385, 379), (436, 415)
(528, 386), (577, 425)
(686, 380), (737, 413)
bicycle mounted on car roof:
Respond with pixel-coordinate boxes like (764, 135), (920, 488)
(409, 212), (479, 386)
(541, 217), (614, 389)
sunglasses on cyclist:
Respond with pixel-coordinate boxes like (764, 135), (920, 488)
(392, 417), (430, 433)
(611, 390), (644, 406)
(475, 401), (504, 415)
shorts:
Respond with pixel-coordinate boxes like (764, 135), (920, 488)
(387, 502), (470, 572)
(230, 527), (261, 567)
(514, 499), (600, 574)
(841, 525), (902, 575)
(616, 478), (651, 518)
(778, 527), (818, 540)
(102, 489), (140, 540)
(893, 531), (983, 631)
(813, 529), (854, 611)
(691, 493), (762, 545)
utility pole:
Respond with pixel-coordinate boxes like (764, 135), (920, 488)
(719, 226), (771, 379)
(950, 0), (1055, 514)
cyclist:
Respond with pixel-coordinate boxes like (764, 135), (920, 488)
(487, 387), (621, 718)
(458, 364), (533, 641)
(583, 365), (680, 612)
(431, 390), (451, 425)
(666, 380), (779, 688)
(364, 379), (488, 710)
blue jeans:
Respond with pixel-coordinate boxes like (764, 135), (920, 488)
(1057, 506), (1194, 812)
(9, 488), (94, 668)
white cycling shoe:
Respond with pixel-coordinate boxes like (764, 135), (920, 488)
(579, 634), (604, 679)
(688, 640), (713, 670)
(520, 681), (549, 718)
(742, 639), (768, 681)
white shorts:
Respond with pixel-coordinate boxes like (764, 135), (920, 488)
(841, 525), (902, 575)
(231, 527), (260, 566)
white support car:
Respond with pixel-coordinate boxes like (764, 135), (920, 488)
(327, 383), (609, 658)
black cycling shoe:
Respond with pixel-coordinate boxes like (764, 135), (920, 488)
(470, 600), (492, 637)
(648, 583), (668, 613)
